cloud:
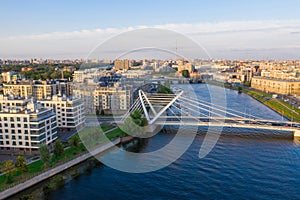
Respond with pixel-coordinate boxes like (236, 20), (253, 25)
(1, 20), (300, 59)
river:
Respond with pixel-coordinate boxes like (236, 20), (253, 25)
(21, 84), (300, 199)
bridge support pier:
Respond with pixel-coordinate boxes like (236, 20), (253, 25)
(293, 130), (300, 138)
(146, 124), (162, 134)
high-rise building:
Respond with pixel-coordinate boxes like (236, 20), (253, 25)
(114, 60), (131, 70)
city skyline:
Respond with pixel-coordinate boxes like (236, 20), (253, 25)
(1, 1), (300, 59)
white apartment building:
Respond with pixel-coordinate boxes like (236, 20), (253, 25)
(1, 71), (16, 83)
(39, 95), (85, 131)
(73, 69), (112, 83)
(3, 80), (73, 100)
(0, 97), (57, 154)
(93, 86), (131, 114)
(73, 83), (97, 114)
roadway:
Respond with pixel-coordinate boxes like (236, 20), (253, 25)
(85, 116), (121, 126)
(154, 119), (300, 132)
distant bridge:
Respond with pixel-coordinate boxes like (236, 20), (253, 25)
(119, 88), (300, 137)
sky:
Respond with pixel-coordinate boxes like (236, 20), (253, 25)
(1, 0), (300, 59)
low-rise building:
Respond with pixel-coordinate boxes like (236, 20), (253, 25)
(251, 76), (300, 95)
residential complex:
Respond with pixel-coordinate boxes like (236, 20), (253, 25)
(39, 95), (85, 131)
(211, 60), (300, 95)
(3, 80), (73, 100)
(2, 58), (300, 154)
(114, 60), (131, 71)
(93, 86), (131, 114)
(0, 96), (57, 154)
(251, 77), (300, 95)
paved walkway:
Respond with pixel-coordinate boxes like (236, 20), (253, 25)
(0, 138), (120, 200)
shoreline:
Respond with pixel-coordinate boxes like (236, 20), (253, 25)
(243, 90), (289, 121)
(0, 138), (121, 200)
(206, 81), (298, 122)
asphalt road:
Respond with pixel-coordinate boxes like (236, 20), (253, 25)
(85, 116), (122, 126)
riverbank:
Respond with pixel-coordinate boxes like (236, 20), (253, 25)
(0, 125), (129, 199)
(243, 89), (300, 122)
(206, 81), (300, 122)
(0, 138), (121, 199)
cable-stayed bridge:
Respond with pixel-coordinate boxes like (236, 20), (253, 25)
(119, 87), (300, 137)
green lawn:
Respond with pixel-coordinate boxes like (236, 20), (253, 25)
(27, 160), (43, 174)
(78, 126), (126, 150)
(0, 124), (126, 191)
(100, 123), (116, 132)
(245, 89), (300, 122)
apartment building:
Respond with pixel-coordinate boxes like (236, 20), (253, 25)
(3, 80), (73, 100)
(177, 60), (195, 73)
(2, 81), (33, 98)
(39, 95), (85, 131)
(0, 96), (57, 154)
(251, 76), (300, 95)
(73, 69), (112, 83)
(93, 86), (131, 114)
(114, 60), (131, 71)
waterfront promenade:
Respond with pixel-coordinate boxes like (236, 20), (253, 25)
(0, 139), (120, 199)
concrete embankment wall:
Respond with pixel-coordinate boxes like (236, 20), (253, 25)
(0, 139), (120, 200)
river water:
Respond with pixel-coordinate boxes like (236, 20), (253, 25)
(44, 84), (300, 199)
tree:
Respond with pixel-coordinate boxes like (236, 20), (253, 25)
(131, 110), (142, 121)
(158, 85), (173, 94)
(15, 156), (27, 172)
(2, 160), (16, 183)
(121, 110), (148, 136)
(182, 70), (190, 78)
(53, 140), (64, 158)
(69, 136), (80, 148)
(100, 109), (105, 115)
(96, 109), (100, 115)
(141, 117), (148, 127)
(50, 71), (60, 79)
(238, 86), (243, 94)
(39, 144), (51, 167)
(3, 160), (15, 173)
